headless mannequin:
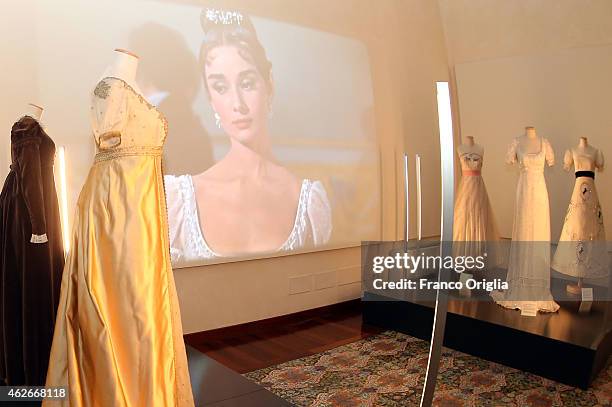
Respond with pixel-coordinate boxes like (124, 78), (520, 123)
(23, 103), (43, 121)
(458, 135), (484, 157)
(565, 136), (604, 294)
(519, 126), (542, 154)
(102, 48), (142, 95)
(573, 136), (599, 162)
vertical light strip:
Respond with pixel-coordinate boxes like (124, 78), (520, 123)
(57, 146), (70, 254)
(420, 82), (455, 407)
(415, 154), (422, 241)
(403, 153), (409, 242)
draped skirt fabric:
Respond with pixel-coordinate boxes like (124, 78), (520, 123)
(43, 154), (194, 407)
(552, 176), (609, 278)
(0, 169), (64, 386)
(491, 170), (559, 313)
(452, 174), (502, 267)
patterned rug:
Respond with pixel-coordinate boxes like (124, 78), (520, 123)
(244, 331), (612, 406)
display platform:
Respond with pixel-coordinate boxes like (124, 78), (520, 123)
(186, 346), (292, 406)
(362, 278), (612, 389)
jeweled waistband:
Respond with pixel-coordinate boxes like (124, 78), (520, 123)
(462, 170), (481, 176)
(575, 170), (595, 179)
(94, 146), (163, 162)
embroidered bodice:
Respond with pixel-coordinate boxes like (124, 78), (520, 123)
(164, 175), (332, 265)
(458, 152), (483, 171)
(506, 137), (555, 173)
(563, 147), (604, 172)
(91, 77), (167, 152)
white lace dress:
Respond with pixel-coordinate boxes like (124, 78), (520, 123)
(164, 175), (332, 265)
(491, 137), (560, 313)
(552, 148), (609, 278)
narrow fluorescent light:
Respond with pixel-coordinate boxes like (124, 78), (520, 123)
(57, 146), (70, 254)
(403, 153), (409, 241)
(420, 82), (455, 407)
(415, 154), (422, 241)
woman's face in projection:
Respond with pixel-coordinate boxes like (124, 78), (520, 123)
(205, 45), (270, 145)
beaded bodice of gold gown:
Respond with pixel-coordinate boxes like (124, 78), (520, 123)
(44, 77), (194, 406)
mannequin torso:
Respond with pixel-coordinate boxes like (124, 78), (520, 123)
(575, 137), (597, 158)
(457, 137), (484, 157)
(13, 104), (50, 244)
(23, 103), (43, 121)
(102, 49), (142, 96)
(565, 137), (604, 172)
(518, 126), (542, 154)
(457, 136), (484, 172)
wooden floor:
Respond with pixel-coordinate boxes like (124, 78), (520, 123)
(184, 300), (383, 374)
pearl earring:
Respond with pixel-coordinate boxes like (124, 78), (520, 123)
(214, 112), (221, 128)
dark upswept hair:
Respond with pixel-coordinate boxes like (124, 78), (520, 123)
(199, 9), (273, 96)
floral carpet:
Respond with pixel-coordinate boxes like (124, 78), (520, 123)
(244, 331), (612, 406)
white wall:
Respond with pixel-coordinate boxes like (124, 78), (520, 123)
(455, 45), (612, 240)
(397, 0), (450, 240)
(175, 246), (362, 333)
(0, 0), (39, 173)
(438, 0), (612, 242)
(438, 0), (612, 65)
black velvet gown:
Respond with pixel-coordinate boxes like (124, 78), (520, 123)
(0, 115), (64, 386)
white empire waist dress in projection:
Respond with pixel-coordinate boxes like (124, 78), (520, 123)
(452, 145), (501, 265)
(164, 174), (332, 265)
(491, 137), (560, 313)
(552, 147), (609, 278)
(44, 77), (194, 406)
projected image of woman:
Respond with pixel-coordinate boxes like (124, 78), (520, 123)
(165, 9), (332, 264)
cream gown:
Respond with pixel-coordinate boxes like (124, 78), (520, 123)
(492, 137), (559, 313)
(552, 148), (609, 278)
(43, 77), (194, 406)
(452, 146), (501, 264)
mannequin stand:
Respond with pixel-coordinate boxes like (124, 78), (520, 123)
(565, 277), (583, 295)
(566, 277), (584, 295)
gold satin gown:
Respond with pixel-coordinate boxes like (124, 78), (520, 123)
(44, 77), (194, 406)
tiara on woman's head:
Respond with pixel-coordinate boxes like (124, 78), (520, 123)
(201, 8), (244, 30)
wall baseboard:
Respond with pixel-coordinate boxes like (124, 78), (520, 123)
(185, 299), (361, 340)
